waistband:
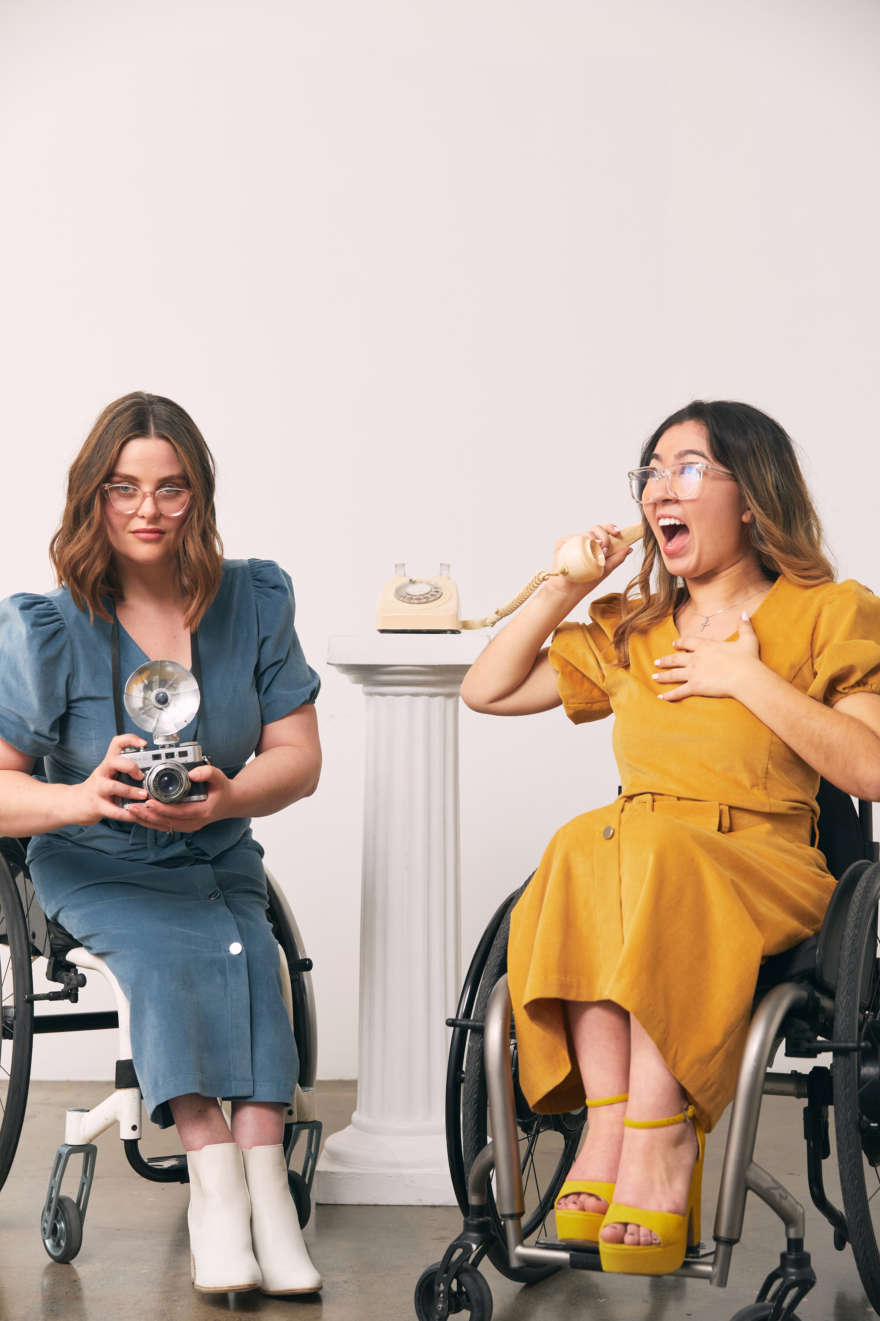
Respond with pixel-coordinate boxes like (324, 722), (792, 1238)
(620, 792), (815, 842)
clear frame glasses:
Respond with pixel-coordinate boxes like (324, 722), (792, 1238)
(102, 483), (191, 517)
(626, 462), (734, 505)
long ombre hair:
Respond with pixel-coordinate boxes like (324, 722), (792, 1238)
(50, 392), (223, 629)
(612, 400), (834, 666)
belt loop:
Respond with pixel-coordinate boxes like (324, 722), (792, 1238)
(719, 803), (731, 833)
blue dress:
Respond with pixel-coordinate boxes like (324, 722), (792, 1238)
(0, 559), (320, 1127)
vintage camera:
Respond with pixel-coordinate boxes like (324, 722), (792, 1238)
(120, 738), (208, 804)
(119, 660), (209, 805)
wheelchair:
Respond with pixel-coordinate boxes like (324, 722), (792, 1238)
(0, 835), (321, 1265)
(416, 780), (880, 1321)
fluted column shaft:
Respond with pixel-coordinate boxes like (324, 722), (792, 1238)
(315, 634), (485, 1204)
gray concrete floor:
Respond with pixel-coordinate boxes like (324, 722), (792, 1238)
(0, 1082), (876, 1321)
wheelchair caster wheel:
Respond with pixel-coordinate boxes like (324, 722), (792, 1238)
(414, 1261), (492, 1320)
(287, 1169), (311, 1228)
(42, 1194), (83, 1263)
(729, 1307), (805, 1321)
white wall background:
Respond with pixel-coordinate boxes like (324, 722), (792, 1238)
(1, 0), (878, 1081)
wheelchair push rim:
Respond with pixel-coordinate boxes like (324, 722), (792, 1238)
(0, 851), (34, 1191)
(447, 884), (586, 1283)
(832, 859), (880, 1314)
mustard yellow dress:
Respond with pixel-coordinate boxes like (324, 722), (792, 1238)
(508, 576), (880, 1132)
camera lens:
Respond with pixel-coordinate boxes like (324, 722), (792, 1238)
(145, 762), (190, 804)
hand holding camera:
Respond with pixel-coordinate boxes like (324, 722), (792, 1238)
(69, 659), (234, 832)
(110, 659), (208, 807)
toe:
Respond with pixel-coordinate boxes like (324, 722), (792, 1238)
(600, 1221), (625, 1244)
(557, 1192), (608, 1214)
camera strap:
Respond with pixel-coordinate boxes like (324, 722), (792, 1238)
(110, 608), (202, 737)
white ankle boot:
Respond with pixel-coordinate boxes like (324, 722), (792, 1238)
(186, 1142), (262, 1292)
(241, 1144), (322, 1294)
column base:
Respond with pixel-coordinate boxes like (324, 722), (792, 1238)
(315, 1122), (456, 1205)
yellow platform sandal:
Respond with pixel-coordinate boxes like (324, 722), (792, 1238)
(553, 1093), (628, 1244)
(597, 1103), (705, 1276)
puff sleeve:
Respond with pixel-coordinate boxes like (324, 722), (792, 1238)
(249, 560), (321, 724)
(548, 597), (617, 724)
(807, 579), (880, 707)
(0, 594), (72, 757)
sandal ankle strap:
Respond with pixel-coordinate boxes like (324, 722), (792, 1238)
(585, 1093), (629, 1108)
(623, 1103), (696, 1129)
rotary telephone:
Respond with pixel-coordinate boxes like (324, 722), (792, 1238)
(376, 524), (642, 632)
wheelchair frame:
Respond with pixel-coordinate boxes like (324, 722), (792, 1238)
(418, 785), (880, 1321)
(0, 844), (321, 1263)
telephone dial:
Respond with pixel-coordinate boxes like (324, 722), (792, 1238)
(376, 524), (642, 632)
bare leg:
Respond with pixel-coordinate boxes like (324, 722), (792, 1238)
(169, 1094), (233, 1151)
(600, 1012), (698, 1247)
(231, 1100), (285, 1149)
(556, 1000), (629, 1214)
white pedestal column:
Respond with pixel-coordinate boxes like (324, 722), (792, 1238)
(316, 633), (486, 1205)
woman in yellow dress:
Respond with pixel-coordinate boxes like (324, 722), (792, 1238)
(460, 400), (880, 1276)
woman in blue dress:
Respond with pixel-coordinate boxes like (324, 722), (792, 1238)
(0, 392), (323, 1295)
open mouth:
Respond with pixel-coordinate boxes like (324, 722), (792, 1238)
(657, 516), (690, 556)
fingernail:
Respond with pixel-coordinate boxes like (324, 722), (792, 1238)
(651, 673), (661, 680)
(657, 693), (667, 700)
(741, 611), (749, 620)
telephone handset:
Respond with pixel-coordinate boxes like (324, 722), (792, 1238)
(376, 523), (642, 632)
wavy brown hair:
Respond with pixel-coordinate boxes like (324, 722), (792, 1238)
(50, 392), (223, 629)
(612, 400), (834, 666)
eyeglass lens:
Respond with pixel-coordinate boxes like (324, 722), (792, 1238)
(105, 485), (190, 515)
(630, 464), (702, 504)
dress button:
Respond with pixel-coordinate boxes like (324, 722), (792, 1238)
(602, 825), (615, 839)
(208, 889), (221, 900)
(228, 942), (243, 955)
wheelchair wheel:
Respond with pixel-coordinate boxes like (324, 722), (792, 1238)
(729, 1307), (804, 1321)
(448, 884), (586, 1284)
(41, 1194), (83, 1263)
(415, 1261), (493, 1320)
(832, 861), (880, 1313)
(0, 851), (34, 1191)
(288, 1169), (311, 1228)
(265, 872), (321, 1224)
(265, 871), (317, 1089)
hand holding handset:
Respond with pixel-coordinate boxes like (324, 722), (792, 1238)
(376, 523), (642, 632)
(551, 524), (642, 583)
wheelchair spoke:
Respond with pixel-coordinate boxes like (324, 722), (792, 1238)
(519, 1127), (548, 1228)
